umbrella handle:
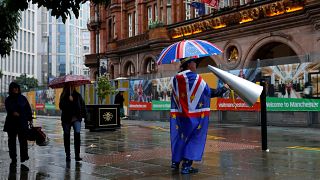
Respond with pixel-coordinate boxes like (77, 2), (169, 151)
(69, 86), (73, 101)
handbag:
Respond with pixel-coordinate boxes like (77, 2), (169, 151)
(27, 122), (49, 146)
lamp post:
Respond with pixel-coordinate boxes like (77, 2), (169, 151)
(43, 35), (50, 86)
(95, 4), (100, 79)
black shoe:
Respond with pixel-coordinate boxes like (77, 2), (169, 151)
(66, 156), (71, 162)
(171, 162), (180, 170)
(21, 156), (29, 163)
(20, 164), (29, 171)
(181, 167), (199, 174)
(75, 157), (82, 161)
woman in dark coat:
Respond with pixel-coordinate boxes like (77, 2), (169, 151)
(59, 84), (87, 162)
(4, 82), (32, 164)
(114, 91), (125, 117)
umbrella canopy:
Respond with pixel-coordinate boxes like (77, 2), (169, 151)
(157, 39), (222, 65)
(48, 75), (91, 89)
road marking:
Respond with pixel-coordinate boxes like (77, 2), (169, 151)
(207, 135), (225, 140)
(287, 146), (320, 151)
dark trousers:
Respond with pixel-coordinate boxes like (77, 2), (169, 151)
(7, 130), (28, 161)
(62, 121), (81, 158)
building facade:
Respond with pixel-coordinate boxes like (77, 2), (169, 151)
(0, 2), (90, 94)
(0, 3), (38, 94)
(38, 2), (90, 86)
(86, 0), (320, 126)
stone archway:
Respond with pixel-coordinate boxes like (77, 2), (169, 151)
(252, 42), (297, 60)
(197, 56), (219, 68)
(123, 61), (135, 77)
(141, 57), (157, 74)
(243, 35), (305, 67)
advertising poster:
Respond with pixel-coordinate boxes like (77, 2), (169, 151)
(262, 62), (320, 111)
(44, 89), (56, 110)
(151, 77), (172, 110)
(100, 59), (108, 76)
(129, 79), (152, 110)
(262, 62), (319, 99)
(215, 68), (261, 111)
(35, 90), (45, 110)
(25, 91), (36, 110)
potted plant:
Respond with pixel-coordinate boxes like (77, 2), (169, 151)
(85, 74), (120, 131)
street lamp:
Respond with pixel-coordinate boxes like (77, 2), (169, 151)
(43, 35), (50, 86)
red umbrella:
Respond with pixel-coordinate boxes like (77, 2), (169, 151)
(48, 75), (91, 89)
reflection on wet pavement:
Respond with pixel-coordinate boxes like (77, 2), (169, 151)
(1, 112), (320, 179)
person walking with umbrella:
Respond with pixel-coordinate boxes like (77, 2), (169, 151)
(59, 83), (87, 162)
(49, 74), (90, 161)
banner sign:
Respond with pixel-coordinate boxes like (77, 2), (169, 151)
(129, 101), (152, 110)
(152, 100), (171, 110)
(267, 97), (320, 111)
(217, 98), (260, 111)
(45, 103), (56, 110)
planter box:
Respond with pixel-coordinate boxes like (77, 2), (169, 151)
(85, 104), (121, 131)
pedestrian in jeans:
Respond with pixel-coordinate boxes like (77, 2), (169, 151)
(4, 82), (32, 166)
(170, 58), (228, 174)
(59, 84), (87, 162)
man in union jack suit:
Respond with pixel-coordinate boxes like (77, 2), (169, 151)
(170, 57), (228, 174)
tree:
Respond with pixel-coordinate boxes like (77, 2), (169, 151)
(0, 0), (110, 57)
(0, 0), (21, 57)
(14, 74), (39, 92)
(96, 74), (117, 104)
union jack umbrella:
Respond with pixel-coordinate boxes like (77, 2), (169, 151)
(48, 74), (91, 89)
(157, 39), (222, 65)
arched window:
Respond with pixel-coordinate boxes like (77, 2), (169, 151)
(110, 65), (114, 79)
(146, 59), (156, 73)
(125, 62), (135, 76)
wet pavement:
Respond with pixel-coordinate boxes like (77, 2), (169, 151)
(0, 112), (320, 179)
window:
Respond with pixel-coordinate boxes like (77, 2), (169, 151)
(148, 6), (153, 26)
(134, 11), (138, 36)
(146, 59), (156, 73)
(126, 62), (135, 76)
(167, 0), (172, 25)
(160, 7), (163, 22)
(128, 13), (133, 37)
(113, 16), (116, 38)
(155, 5), (158, 21)
(185, 0), (191, 20)
(167, 7), (172, 24)
(240, 0), (246, 5)
(220, 0), (231, 8)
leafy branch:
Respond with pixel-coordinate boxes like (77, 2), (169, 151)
(96, 74), (117, 104)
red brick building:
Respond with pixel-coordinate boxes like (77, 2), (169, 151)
(85, 0), (320, 125)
